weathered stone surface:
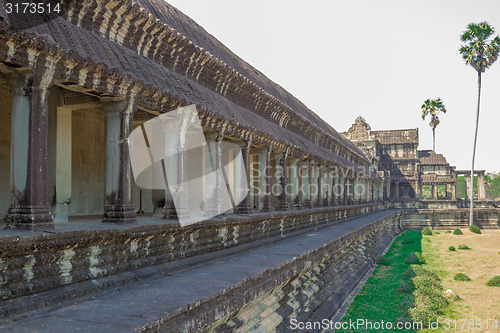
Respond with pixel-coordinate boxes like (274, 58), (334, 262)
(0, 210), (399, 332)
(0, 204), (384, 308)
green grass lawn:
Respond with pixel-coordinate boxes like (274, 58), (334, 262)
(336, 231), (422, 333)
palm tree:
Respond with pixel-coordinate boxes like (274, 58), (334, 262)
(421, 98), (447, 151)
(460, 21), (500, 226)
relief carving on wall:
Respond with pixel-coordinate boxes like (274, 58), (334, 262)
(345, 116), (372, 141)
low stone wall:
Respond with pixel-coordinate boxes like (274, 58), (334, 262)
(141, 212), (401, 332)
(400, 208), (500, 230)
(393, 200), (497, 210)
(0, 203), (384, 310)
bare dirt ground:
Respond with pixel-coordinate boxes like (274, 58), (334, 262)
(421, 228), (500, 332)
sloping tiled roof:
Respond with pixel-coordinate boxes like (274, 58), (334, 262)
(1, 0), (375, 174)
(419, 150), (449, 165)
(371, 129), (419, 144)
(134, 0), (365, 157)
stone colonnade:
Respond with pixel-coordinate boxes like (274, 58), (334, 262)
(3, 71), (383, 230)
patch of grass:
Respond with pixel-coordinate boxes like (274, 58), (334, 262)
(453, 228), (463, 235)
(376, 256), (390, 266)
(486, 276), (500, 287)
(448, 246), (456, 251)
(397, 280), (414, 294)
(458, 244), (471, 250)
(423, 228), (433, 236)
(405, 252), (426, 264)
(434, 231), (441, 235)
(445, 230), (452, 234)
(402, 238), (415, 245)
(469, 225), (481, 234)
(453, 273), (471, 281)
(402, 267), (416, 280)
(408, 265), (448, 327)
(338, 230), (422, 333)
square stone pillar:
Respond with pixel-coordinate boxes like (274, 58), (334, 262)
(262, 147), (273, 212)
(101, 98), (137, 223)
(432, 184), (438, 200)
(274, 151), (289, 211)
(54, 105), (72, 222)
(478, 172), (486, 200)
(302, 159), (312, 208)
(294, 158), (303, 208)
(256, 148), (267, 211)
(5, 73), (54, 230)
(236, 140), (252, 214)
(451, 183), (457, 201)
(204, 132), (224, 215)
(319, 166), (327, 207)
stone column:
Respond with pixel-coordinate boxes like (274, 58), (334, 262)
(464, 174), (471, 200)
(303, 159), (312, 208)
(256, 148), (267, 211)
(237, 140), (252, 214)
(432, 184), (438, 200)
(332, 174), (338, 205)
(205, 132), (224, 215)
(451, 183), (457, 201)
(54, 104), (72, 222)
(6, 73), (54, 230)
(339, 175), (345, 205)
(345, 176), (351, 205)
(310, 162), (317, 207)
(315, 165), (322, 207)
(478, 172), (486, 200)
(327, 169), (334, 206)
(262, 147), (273, 212)
(274, 151), (289, 211)
(101, 97), (137, 223)
(394, 181), (400, 200)
(294, 158), (303, 208)
(163, 128), (177, 219)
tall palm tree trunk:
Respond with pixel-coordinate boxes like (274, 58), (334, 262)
(470, 71), (482, 226)
(432, 128), (436, 151)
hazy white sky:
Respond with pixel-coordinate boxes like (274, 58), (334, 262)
(167, 0), (500, 173)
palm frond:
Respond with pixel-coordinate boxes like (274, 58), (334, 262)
(460, 21), (500, 72)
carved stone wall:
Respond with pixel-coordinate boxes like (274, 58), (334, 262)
(70, 108), (106, 216)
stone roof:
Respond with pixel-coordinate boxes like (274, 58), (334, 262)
(0, 0), (378, 176)
(370, 129), (419, 144)
(419, 150), (449, 165)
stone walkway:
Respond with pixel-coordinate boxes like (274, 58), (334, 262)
(0, 210), (396, 333)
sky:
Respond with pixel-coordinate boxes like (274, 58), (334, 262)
(166, 0), (500, 173)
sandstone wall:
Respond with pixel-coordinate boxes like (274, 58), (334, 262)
(70, 108), (106, 216)
(0, 204), (383, 318)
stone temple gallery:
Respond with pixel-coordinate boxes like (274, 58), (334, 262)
(0, 0), (498, 332)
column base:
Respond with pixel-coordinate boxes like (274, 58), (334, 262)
(5, 206), (54, 231)
(236, 205), (253, 214)
(262, 203), (273, 212)
(276, 204), (289, 211)
(302, 200), (312, 209)
(163, 204), (178, 220)
(102, 205), (137, 223)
